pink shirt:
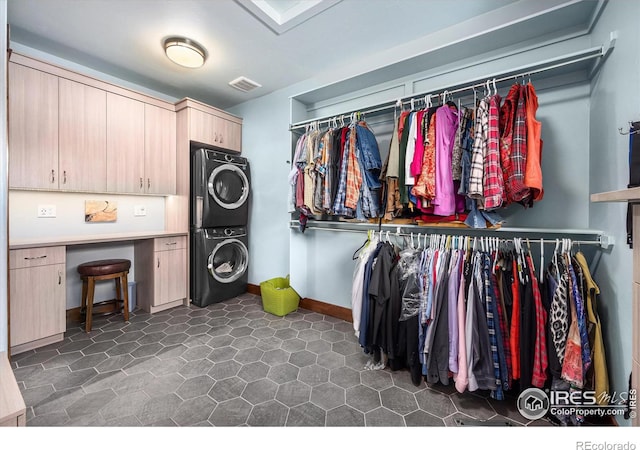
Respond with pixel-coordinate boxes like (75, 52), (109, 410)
(432, 105), (459, 216)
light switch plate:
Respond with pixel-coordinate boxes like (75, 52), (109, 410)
(37, 205), (56, 218)
(134, 205), (147, 216)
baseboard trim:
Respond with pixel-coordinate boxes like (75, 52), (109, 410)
(247, 283), (261, 296)
(299, 297), (353, 323)
(248, 283), (352, 322)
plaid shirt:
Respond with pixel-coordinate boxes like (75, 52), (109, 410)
(483, 253), (504, 400)
(493, 262), (512, 390)
(468, 99), (488, 206)
(483, 95), (504, 210)
(499, 84), (519, 204)
(508, 85), (531, 203)
(332, 135), (352, 216)
(528, 254), (548, 388)
(344, 126), (362, 210)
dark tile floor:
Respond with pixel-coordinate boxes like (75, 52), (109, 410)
(10, 293), (551, 427)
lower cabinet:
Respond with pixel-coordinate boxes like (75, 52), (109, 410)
(9, 246), (66, 355)
(134, 236), (187, 313)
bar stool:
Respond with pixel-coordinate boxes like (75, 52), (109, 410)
(77, 259), (131, 332)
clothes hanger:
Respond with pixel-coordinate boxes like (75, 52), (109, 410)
(352, 232), (370, 260)
(492, 78), (497, 96)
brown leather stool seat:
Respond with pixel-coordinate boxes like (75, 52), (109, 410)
(78, 259), (131, 332)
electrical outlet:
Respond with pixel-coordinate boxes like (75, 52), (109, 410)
(37, 205), (56, 218)
(134, 205), (147, 217)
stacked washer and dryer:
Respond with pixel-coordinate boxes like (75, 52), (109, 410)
(190, 146), (251, 307)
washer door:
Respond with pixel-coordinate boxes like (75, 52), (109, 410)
(207, 163), (249, 210)
(207, 238), (249, 283)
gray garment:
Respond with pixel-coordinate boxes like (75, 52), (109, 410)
(384, 119), (400, 179)
(470, 253), (496, 391)
(425, 250), (451, 385)
(426, 259), (451, 385)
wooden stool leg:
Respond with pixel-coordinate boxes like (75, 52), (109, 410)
(86, 276), (96, 332)
(81, 277), (88, 313)
(122, 271), (130, 322)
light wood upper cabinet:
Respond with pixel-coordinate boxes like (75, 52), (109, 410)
(189, 107), (241, 152)
(8, 63), (59, 190)
(59, 78), (107, 192)
(221, 118), (242, 152)
(106, 93), (145, 193)
(145, 104), (177, 195)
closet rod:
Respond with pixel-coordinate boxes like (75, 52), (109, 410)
(289, 220), (612, 248)
(294, 223), (603, 247)
(289, 49), (604, 131)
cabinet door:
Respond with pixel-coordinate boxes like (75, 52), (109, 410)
(106, 93), (145, 193)
(145, 104), (176, 195)
(220, 119), (242, 152)
(188, 108), (215, 146)
(154, 248), (187, 306)
(8, 63), (59, 189)
(59, 78), (107, 192)
(10, 264), (65, 347)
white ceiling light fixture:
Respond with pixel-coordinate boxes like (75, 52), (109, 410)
(163, 36), (207, 68)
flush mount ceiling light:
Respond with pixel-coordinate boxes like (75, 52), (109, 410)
(163, 37), (207, 68)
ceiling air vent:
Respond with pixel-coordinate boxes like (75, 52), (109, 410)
(229, 76), (262, 93)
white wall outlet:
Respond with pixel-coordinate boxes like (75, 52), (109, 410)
(134, 205), (147, 217)
(37, 205), (56, 218)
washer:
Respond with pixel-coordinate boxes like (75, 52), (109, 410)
(191, 147), (251, 228)
(190, 227), (249, 307)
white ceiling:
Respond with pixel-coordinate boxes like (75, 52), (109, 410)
(7, 0), (595, 109)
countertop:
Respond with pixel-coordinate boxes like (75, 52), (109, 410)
(9, 231), (188, 250)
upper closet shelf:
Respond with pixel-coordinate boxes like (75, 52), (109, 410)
(290, 41), (614, 130)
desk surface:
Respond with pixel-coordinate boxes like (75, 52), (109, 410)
(0, 352), (26, 425)
(10, 231), (188, 250)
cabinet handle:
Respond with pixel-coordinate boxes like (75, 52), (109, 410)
(51, 169), (55, 183)
(58, 271), (62, 285)
(148, 178), (151, 189)
(165, 242), (177, 246)
(140, 177), (143, 190)
(63, 170), (67, 184)
(214, 132), (218, 142)
(220, 134), (223, 144)
(24, 255), (47, 260)
(157, 257), (160, 268)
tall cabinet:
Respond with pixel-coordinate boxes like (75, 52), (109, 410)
(591, 188), (640, 426)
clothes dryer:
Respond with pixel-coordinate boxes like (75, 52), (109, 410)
(190, 226), (249, 307)
(191, 147), (250, 228)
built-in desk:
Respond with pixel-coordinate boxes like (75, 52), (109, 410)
(8, 231), (189, 356)
(0, 352), (26, 427)
(9, 230), (187, 250)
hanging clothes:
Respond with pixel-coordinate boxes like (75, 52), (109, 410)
(524, 82), (544, 202)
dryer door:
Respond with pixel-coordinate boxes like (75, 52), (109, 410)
(207, 163), (249, 210)
(207, 238), (249, 283)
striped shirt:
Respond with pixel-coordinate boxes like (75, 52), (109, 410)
(468, 99), (488, 207)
